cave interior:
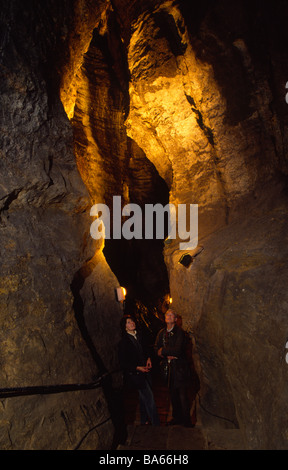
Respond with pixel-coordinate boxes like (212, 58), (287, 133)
(0, 0), (288, 450)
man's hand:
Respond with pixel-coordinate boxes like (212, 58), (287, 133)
(146, 358), (152, 369)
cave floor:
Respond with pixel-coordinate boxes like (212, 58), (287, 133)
(117, 376), (246, 451)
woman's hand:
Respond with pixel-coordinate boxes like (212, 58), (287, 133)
(136, 366), (149, 373)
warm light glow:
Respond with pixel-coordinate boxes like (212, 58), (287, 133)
(169, 297), (172, 304)
(116, 286), (127, 302)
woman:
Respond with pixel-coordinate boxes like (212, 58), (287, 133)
(118, 315), (160, 426)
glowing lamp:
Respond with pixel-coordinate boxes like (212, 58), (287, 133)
(116, 287), (126, 302)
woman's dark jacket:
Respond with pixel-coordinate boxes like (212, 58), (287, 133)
(118, 330), (151, 390)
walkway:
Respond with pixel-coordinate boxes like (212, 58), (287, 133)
(116, 376), (246, 451)
(118, 423), (206, 450)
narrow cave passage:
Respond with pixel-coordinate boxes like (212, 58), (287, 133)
(61, 0), (258, 446)
(1, 0), (288, 451)
(69, 20), (172, 338)
(63, 0), (288, 450)
(63, 8), (202, 441)
(102, 139), (172, 324)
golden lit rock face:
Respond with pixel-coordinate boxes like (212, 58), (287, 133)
(59, 0), (111, 119)
(126, 0), (265, 239)
(1, 0), (288, 451)
(69, 11), (170, 304)
(71, 30), (129, 206)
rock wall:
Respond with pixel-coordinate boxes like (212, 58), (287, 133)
(0, 0), (122, 450)
(1, 0), (288, 450)
(112, 0), (288, 449)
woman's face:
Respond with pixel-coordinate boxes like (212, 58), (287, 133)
(126, 318), (136, 331)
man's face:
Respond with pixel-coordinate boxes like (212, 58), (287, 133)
(165, 310), (176, 325)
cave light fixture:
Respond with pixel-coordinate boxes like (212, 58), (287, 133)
(178, 246), (204, 269)
(285, 340), (288, 364)
(179, 253), (193, 269)
(115, 286), (127, 303)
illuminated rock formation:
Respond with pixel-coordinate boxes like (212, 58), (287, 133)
(0, 0), (288, 450)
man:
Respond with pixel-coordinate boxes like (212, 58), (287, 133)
(155, 309), (193, 427)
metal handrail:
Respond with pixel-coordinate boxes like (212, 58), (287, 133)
(0, 370), (120, 399)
